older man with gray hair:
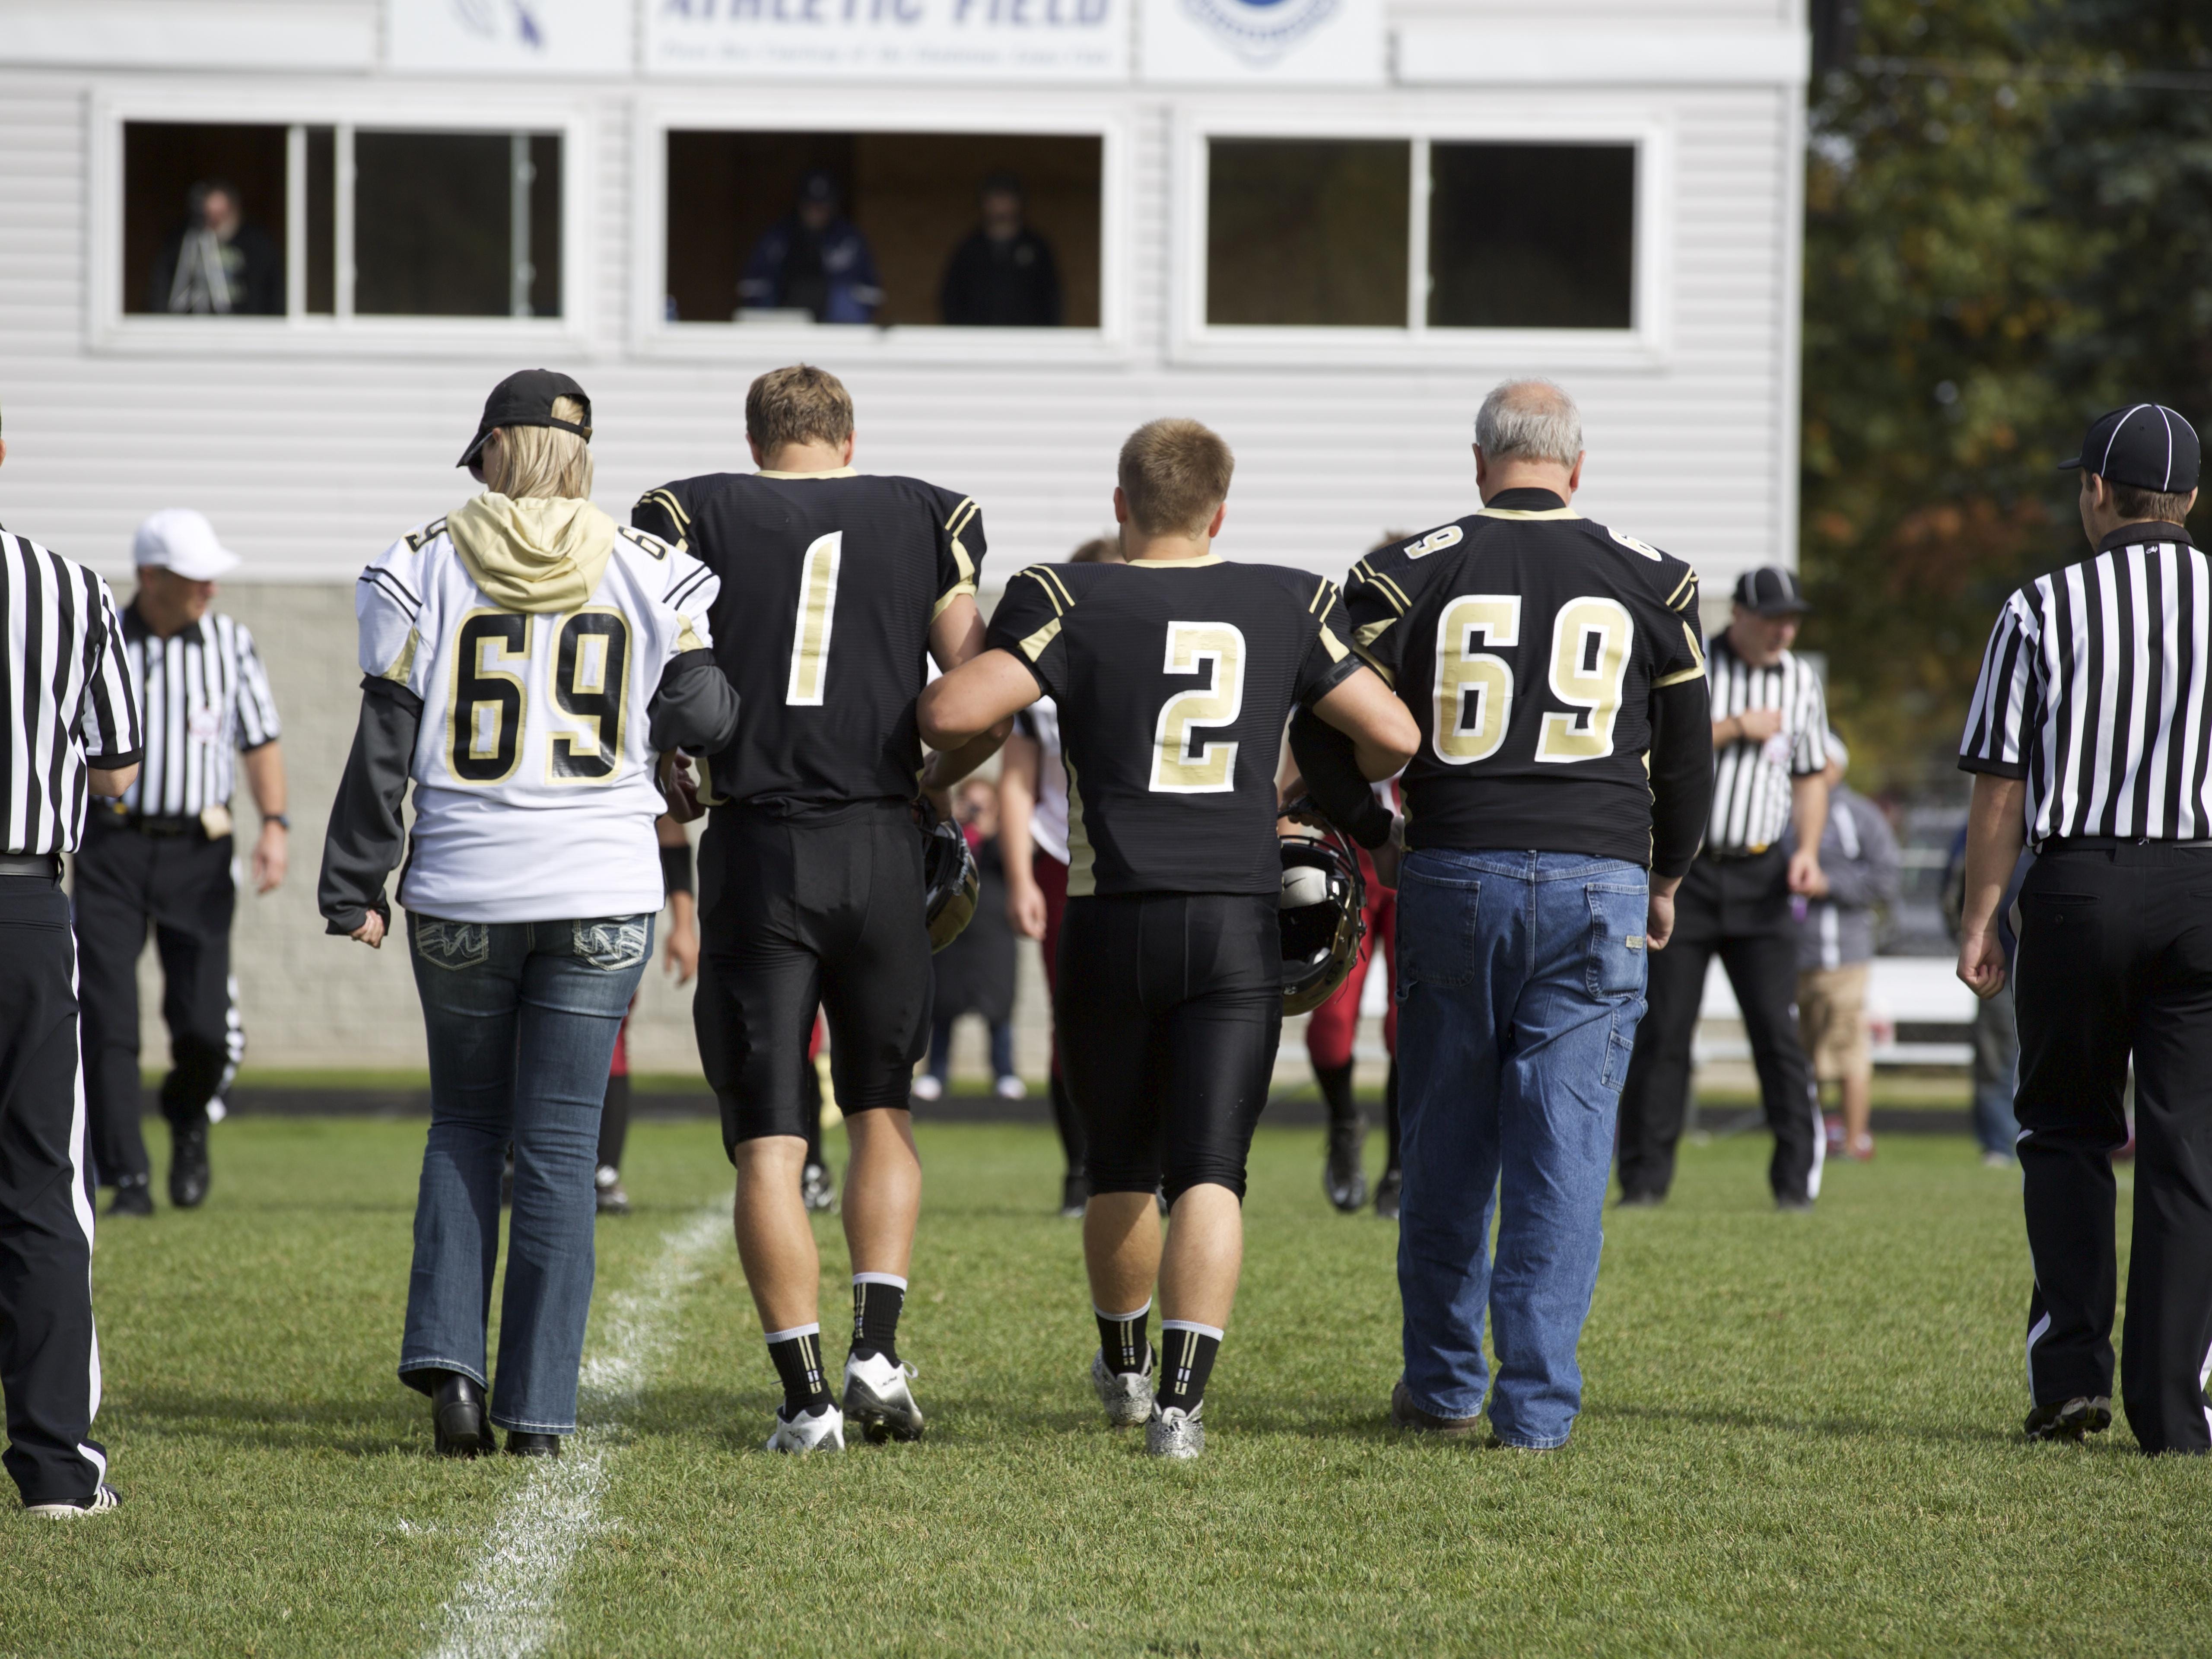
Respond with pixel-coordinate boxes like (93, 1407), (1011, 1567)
(1293, 379), (1713, 1448)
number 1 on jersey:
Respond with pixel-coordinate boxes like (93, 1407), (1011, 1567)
(1150, 621), (1246, 793)
(786, 531), (842, 707)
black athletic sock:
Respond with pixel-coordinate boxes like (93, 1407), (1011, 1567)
(597, 1071), (632, 1173)
(850, 1273), (906, 1364)
(801, 1060), (825, 1167)
(1094, 1300), (1151, 1376)
(766, 1323), (835, 1417)
(1157, 1321), (1222, 1414)
(1382, 1058), (1402, 1174)
(1315, 1060), (1357, 1127)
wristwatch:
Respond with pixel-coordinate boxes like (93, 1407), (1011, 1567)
(267, 814), (291, 830)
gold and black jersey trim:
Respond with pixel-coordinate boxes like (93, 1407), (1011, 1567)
(1308, 577), (1341, 616)
(404, 518), (448, 554)
(1652, 621), (1707, 688)
(1663, 566), (1699, 613)
(1009, 566), (1075, 663)
(634, 489), (692, 553)
(1352, 561), (1412, 617)
(935, 495), (983, 619)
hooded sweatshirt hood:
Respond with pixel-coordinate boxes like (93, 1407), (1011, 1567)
(446, 492), (617, 614)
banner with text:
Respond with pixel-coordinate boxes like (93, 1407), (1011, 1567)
(648, 0), (1129, 82)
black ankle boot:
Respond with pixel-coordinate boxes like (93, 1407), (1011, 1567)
(424, 1372), (494, 1458)
(505, 1430), (561, 1457)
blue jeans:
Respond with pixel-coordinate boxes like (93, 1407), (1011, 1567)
(1395, 850), (1649, 1449)
(400, 912), (652, 1434)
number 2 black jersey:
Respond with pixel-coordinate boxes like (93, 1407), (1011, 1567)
(632, 470), (983, 811)
(1343, 490), (1712, 872)
(985, 557), (1362, 897)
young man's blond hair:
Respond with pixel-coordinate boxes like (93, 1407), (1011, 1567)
(1117, 419), (1234, 537)
(747, 365), (855, 456)
(481, 396), (593, 500)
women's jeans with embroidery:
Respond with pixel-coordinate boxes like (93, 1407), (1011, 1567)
(398, 912), (653, 1435)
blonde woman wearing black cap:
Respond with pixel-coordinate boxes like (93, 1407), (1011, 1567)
(1958, 402), (2212, 1453)
(317, 370), (738, 1458)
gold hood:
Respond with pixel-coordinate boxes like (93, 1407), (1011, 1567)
(446, 492), (617, 614)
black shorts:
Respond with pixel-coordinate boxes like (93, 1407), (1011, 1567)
(1055, 892), (1283, 1204)
(695, 798), (932, 1156)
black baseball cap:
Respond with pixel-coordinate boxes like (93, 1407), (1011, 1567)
(1733, 566), (1809, 617)
(2059, 404), (2200, 495)
(457, 369), (593, 470)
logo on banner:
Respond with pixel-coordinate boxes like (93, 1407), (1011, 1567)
(1180, 0), (1338, 62)
(451, 0), (546, 49)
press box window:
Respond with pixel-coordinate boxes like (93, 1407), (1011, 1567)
(1203, 137), (1637, 332)
(121, 121), (563, 320)
(663, 131), (1101, 328)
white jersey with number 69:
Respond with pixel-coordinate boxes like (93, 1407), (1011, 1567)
(356, 517), (718, 923)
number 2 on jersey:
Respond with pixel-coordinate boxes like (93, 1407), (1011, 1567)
(786, 531), (842, 706)
(1150, 621), (1246, 793)
(1432, 594), (1632, 766)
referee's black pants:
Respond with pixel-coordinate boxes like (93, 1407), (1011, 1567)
(0, 868), (108, 1507)
(2014, 844), (2212, 1455)
(72, 816), (237, 1189)
(1615, 847), (1821, 1203)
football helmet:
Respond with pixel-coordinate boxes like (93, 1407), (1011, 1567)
(1279, 820), (1367, 1016)
(921, 801), (979, 953)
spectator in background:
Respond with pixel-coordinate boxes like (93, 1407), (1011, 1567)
(148, 180), (283, 316)
(1786, 732), (1900, 1163)
(939, 174), (1062, 328)
(913, 779), (1021, 1103)
(741, 171), (883, 324)
(1002, 534), (1123, 1215)
(1943, 828), (2031, 1167)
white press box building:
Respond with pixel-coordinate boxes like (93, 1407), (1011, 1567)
(0, 0), (1811, 1072)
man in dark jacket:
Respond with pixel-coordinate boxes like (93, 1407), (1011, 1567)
(741, 171), (883, 324)
(939, 175), (1062, 328)
(147, 181), (283, 316)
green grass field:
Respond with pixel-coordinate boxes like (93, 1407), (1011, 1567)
(10, 1119), (2208, 1657)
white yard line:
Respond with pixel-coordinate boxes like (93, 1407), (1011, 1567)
(423, 1205), (728, 1659)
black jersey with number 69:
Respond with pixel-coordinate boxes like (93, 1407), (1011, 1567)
(1342, 490), (1711, 872)
(633, 470), (983, 811)
(985, 557), (1362, 897)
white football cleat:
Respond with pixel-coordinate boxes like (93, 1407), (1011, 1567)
(843, 1351), (926, 1443)
(1091, 1350), (1155, 1428)
(25, 1482), (121, 1518)
(909, 1074), (944, 1103)
(1145, 1403), (1205, 1460)
(764, 1403), (845, 1454)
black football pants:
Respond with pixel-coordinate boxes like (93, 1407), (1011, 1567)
(0, 870), (108, 1508)
(73, 818), (237, 1188)
(2013, 844), (2212, 1455)
(1055, 892), (1282, 1205)
(694, 800), (931, 1156)
(1615, 847), (1821, 1203)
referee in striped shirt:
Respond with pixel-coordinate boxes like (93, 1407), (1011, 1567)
(1617, 566), (1831, 1209)
(1958, 402), (2212, 1452)
(0, 424), (142, 1516)
(75, 510), (286, 1217)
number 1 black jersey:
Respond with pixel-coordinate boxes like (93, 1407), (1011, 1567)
(1343, 492), (1710, 869)
(632, 470), (983, 811)
(985, 557), (1362, 897)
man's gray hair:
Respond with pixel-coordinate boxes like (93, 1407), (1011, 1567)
(1475, 379), (1583, 467)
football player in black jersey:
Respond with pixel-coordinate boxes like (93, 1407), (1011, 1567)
(919, 420), (1417, 1458)
(632, 365), (999, 1453)
(1294, 379), (1712, 1452)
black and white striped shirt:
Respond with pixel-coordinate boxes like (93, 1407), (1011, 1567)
(1960, 522), (2212, 842)
(2, 529), (143, 854)
(121, 607), (281, 818)
(1705, 631), (1829, 853)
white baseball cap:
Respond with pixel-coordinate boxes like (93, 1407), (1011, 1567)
(133, 509), (242, 581)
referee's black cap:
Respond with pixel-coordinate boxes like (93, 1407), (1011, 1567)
(1733, 565), (1810, 617)
(2059, 404), (2200, 495)
(457, 369), (594, 470)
